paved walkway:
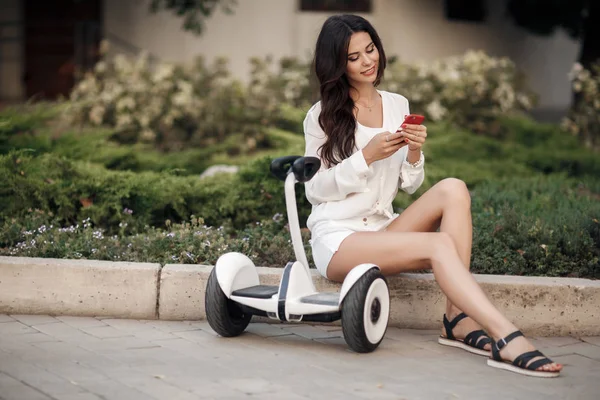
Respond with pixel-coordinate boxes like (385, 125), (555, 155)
(0, 314), (599, 400)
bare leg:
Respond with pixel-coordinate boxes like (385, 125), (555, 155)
(327, 231), (562, 373)
(385, 178), (485, 348)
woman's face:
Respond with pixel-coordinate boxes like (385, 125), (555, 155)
(345, 31), (379, 86)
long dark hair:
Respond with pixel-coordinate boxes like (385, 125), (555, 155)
(313, 15), (386, 167)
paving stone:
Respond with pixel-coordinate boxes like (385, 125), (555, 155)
(54, 393), (104, 400)
(0, 372), (52, 400)
(56, 316), (108, 328)
(545, 342), (600, 361)
(0, 321), (38, 335)
(312, 323), (343, 332)
(80, 325), (133, 339)
(0, 358), (92, 397)
(279, 324), (344, 339)
(13, 332), (60, 344)
(107, 370), (201, 400)
(531, 336), (583, 347)
(384, 327), (440, 342)
(224, 377), (288, 395)
(78, 336), (161, 355)
(132, 328), (179, 341)
(143, 320), (201, 333)
(0, 314), (15, 323)
(581, 336), (600, 347)
(31, 322), (101, 344)
(2, 314), (600, 400)
(160, 377), (246, 398)
(245, 322), (294, 337)
(98, 318), (150, 332)
(75, 379), (152, 400)
(10, 315), (60, 326)
(172, 328), (219, 343)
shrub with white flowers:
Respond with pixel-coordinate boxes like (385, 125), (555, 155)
(65, 46), (536, 143)
(381, 50), (536, 134)
(562, 62), (600, 151)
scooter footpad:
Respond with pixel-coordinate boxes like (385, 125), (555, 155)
(231, 285), (279, 299)
(300, 293), (339, 306)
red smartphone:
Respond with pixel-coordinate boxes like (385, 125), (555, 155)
(402, 114), (425, 126)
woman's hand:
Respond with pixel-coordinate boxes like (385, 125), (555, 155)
(362, 131), (407, 165)
(399, 123), (427, 151)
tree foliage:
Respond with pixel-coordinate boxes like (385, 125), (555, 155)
(506, 0), (599, 68)
(149, 0), (237, 35)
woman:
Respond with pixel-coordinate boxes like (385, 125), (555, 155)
(303, 14), (562, 378)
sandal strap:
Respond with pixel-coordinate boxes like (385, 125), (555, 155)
(443, 312), (468, 340)
(513, 350), (554, 371)
(513, 350), (544, 368)
(491, 330), (523, 361)
(464, 330), (491, 350)
(527, 357), (555, 371)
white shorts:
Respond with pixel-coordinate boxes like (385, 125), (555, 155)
(311, 230), (355, 279)
(310, 215), (399, 279)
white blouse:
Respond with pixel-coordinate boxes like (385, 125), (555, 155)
(303, 90), (425, 238)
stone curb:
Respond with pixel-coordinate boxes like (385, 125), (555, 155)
(0, 256), (160, 319)
(2, 256), (600, 336)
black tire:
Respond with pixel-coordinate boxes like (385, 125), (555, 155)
(205, 267), (252, 337)
(341, 268), (390, 353)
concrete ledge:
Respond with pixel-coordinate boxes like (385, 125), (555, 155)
(159, 265), (600, 337)
(0, 256), (160, 319)
(2, 256), (599, 336)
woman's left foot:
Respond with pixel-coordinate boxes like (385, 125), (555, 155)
(439, 312), (491, 356)
(488, 330), (563, 377)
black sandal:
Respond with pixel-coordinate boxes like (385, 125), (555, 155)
(438, 312), (491, 356)
(487, 330), (560, 378)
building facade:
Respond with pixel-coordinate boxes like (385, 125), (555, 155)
(1, 0), (579, 118)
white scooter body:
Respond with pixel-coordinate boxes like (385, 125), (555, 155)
(206, 156), (390, 352)
(214, 172), (379, 322)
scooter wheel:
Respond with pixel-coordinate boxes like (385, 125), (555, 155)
(205, 267), (252, 337)
(341, 268), (390, 353)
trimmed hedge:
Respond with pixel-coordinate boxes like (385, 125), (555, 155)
(0, 151), (309, 236)
(2, 174), (598, 278)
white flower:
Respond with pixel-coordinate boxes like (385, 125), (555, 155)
(116, 96), (135, 111)
(89, 105), (105, 125)
(426, 100), (447, 121)
(153, 64), (175, 83)
(140, 129), (156, 142)
(94, 61), (107, 74)
(116, 113), (133, 129)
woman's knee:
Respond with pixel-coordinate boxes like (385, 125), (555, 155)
(435, 178), (471, 208)
(431, 232), (459, 264)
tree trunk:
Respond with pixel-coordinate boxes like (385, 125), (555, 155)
(579, 1), (600, 70)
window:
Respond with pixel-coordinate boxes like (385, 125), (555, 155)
(445, 0), (486, 22)
(300, 0), (372, 13)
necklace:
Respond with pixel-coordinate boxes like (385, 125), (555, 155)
(355, 94), (375, 112)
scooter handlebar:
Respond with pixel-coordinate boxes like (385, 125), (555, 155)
(270, 156), (321, 183)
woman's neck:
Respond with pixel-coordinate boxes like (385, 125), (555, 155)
(350, 83), (378, 104)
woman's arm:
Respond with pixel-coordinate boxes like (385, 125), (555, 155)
(398, 150), (425, 194)
(303, 107), (372, 205)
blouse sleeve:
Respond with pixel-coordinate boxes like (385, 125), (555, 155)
(303, 105), (372, 205)
(398, 96), (425, 194)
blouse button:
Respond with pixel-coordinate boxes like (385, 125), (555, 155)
(363, 217), (368, 226)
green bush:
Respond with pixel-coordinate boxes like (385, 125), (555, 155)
(2, 175), (597, 278)
(0, 212), (313, 269)
(0, 150), (309, 235)
(470, 175), (599, 278)
(0, 102), (61, 153)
